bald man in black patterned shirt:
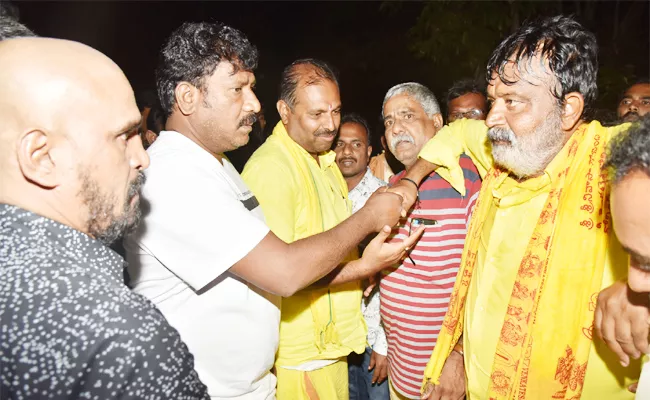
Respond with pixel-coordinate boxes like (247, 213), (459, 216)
(0, 34), (208, 399)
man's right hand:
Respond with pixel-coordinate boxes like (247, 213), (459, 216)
(360, 224), (424, 274)
(361, 188), (404, 231)
(421, 351), (465, 400)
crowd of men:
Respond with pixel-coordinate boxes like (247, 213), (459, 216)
(1, 10), (650, 400)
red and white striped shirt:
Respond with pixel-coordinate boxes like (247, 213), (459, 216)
(381, 154), (481, 399)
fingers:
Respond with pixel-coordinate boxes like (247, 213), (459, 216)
(630, 312), (650, 358)
(614, 315), (639, 362)
(600, 308), (630, 366)
(368, 353), (376, 371)
(376, 365), (388, 384)
(363, 283), (376, 297)
(421, 382), (435, 400)
(371, 367), (380, 384)
(375, 225), (392, 241)
(628, 382), (638, 393)
(403, 225), (425, 248)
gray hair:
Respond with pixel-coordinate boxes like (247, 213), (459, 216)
(606, 115), (650, 183)
(382, 82), (440, 118)
(0, 16), (36, 41)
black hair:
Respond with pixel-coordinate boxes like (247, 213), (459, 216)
(606, 115), (650, 183)
(486, 15), (598, 117)
(135, 89), (159, 112)
(146, 105), (167, 135)
(278, 58), (338, 109)
(156, 21), (258, 116)
(0, 15), (36, 40)
(446, 78), (487, 106)
(621, 78), (650, 98)
(340, 113), (371, 144)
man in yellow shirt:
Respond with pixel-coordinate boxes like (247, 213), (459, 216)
(390, 15), (642, 400)
(242, 59), (423, 399)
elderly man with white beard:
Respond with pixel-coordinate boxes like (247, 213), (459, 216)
(388, 15), (641, 400)
(379, 82), (482, 400)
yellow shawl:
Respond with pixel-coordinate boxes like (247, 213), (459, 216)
(424, 122), (613, 399)
(243, 122), (365, 366)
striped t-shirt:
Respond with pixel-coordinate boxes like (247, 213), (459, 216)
(380, 154), (481, 399)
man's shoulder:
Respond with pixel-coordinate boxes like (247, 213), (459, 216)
(244, 136), (294, 172)
(364, 172), (387, 192)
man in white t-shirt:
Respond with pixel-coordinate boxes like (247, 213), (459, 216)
(124, 22), (422, 400)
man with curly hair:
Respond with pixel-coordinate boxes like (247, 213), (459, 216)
(389, 15), (642, 400)
(123, 22), (416, 399)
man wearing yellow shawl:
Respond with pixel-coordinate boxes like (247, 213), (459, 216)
(243, 59), (423, 399)
(389, 15), (642, 400)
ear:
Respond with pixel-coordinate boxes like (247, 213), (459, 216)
(16, 129), (58, 189)
(560, 92), (584, 131)
(175, 82), (200, 116)
(145, 130), (158, 146)
(367, 145), (373, 160)
(277, 100), (291, 125)
(431, 113), (444, 131)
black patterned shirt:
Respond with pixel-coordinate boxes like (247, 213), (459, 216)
(0, 204), (209, 400)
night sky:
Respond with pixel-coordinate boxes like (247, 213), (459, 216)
(10, 1), (650, 165)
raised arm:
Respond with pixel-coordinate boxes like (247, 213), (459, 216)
(389, 118), (491, 212)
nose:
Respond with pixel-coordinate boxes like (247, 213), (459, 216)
(390, 119), (404, 136)
(129, 135), (150, 171)
(342, 142), (353, 155)
(323, 113), (337, 132)
(244, 89), (261, 114)
(485, 99), (506, 129)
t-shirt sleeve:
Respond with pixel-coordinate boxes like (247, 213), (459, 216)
(242, 157), (297, 243)
(132, 155), (270, 291)
(418, 118), (491, 195)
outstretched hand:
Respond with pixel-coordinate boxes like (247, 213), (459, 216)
(361, 224), (425, 273)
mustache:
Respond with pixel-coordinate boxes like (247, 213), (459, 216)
(623, 111), (640, 119)
(338, 156), (357, 162)
(237, 113), (258, 128)
(389, 134), (415, 152)
(127, 172), (146, 202)
(487, 127), (517, 145)
(315, 128), (336, 137)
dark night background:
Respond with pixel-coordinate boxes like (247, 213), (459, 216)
(4, 0), (650, 169)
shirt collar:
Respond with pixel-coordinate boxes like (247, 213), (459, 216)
(0, 203), (125, 285)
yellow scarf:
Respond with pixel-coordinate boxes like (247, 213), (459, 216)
(268, 122), (362, 359)
(424, 123), (611, 399)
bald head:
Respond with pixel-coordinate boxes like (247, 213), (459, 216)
(0, 38), (149, 244)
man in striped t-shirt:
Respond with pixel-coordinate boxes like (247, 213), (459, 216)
(380, 83), (482, 399)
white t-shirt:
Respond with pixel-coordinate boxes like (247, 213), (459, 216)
(124, 131), (280, 400)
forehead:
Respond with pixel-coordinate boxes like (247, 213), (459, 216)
(488, 56), (555, 97)
(295, 80), (340, 108)
(205, 61), (255, 87)
(623, 83), (650, 98)
(383, 93), (425, 116)
(339, 122), (367, 141)
(80, 71), (140, 136)
(449, 92), (486, 109)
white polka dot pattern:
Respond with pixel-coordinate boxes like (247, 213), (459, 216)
(0, 204), (209, 399)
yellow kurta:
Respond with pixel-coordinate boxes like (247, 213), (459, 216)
(242, 122), (366, 369)
(420, 119), (639, 399)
